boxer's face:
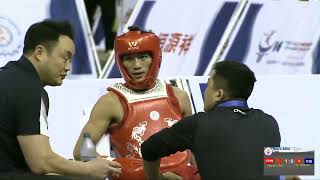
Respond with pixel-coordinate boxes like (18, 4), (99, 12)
(122, 52), (152, 82)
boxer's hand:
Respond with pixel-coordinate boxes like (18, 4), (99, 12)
(161, 172), (182, 180)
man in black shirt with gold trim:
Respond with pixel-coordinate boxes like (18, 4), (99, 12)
(141, 61), (281, 180)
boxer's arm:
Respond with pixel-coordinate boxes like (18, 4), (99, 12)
(173, 86), (198, 165)
(172, 86), (192, 117)
(73, 93), (122, 160)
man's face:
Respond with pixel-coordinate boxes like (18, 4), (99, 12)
(40, 35), (75, 86)
(122, 52), (152, 82)
(204, 77), (222, 112)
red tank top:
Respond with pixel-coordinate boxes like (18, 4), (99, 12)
(108, 80), (190, 167)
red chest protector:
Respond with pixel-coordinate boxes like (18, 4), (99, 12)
(107, 80), (199, 180)
(108, 79), (189, 161)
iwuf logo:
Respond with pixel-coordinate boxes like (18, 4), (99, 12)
(256, 30), (283, 63)
(128, 41), (139, 50)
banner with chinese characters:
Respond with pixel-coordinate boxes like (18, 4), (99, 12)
(0, 0), (99, 78)
(219, 0), (320, 75)
(104, 0), (240, 78)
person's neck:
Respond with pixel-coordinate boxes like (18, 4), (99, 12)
(125, 80), (157, 92)
(23, 54), (45, 87)
(24, 54), (39, 72)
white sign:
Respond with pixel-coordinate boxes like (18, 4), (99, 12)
(220, 0), (320, 75)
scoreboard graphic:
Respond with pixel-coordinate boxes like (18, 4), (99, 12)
(264, 147), (314, 175)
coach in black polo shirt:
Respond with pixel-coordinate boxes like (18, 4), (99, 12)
(141, 61), (281, 180)
(0, 20), (120, 180)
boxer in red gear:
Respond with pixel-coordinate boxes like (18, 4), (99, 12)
(73, 26), (199, 180)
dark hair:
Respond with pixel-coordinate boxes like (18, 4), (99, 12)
(23, 20), (74, 54)
(211, 61), (256, 100)
(128, 26), (152, 34)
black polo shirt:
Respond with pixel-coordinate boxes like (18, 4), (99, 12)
(0, 56), (49, 173)
(141, 100), (281, 180)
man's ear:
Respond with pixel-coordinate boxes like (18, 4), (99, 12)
(215, 89), (225, 101)
(34, 45), (46, 61)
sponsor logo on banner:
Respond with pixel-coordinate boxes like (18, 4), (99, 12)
(128, 41), (139, 50)
(256, 30), (312, 67)
(159, 32), (195, 56)
(256, 30), (278, 63)
(0, 17), (22, 58)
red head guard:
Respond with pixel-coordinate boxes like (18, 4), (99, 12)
(114, 27), (161, 90)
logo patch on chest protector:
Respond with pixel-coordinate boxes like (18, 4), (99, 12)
(164, 117), (178, 127)
(149, 111), (160, 121)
